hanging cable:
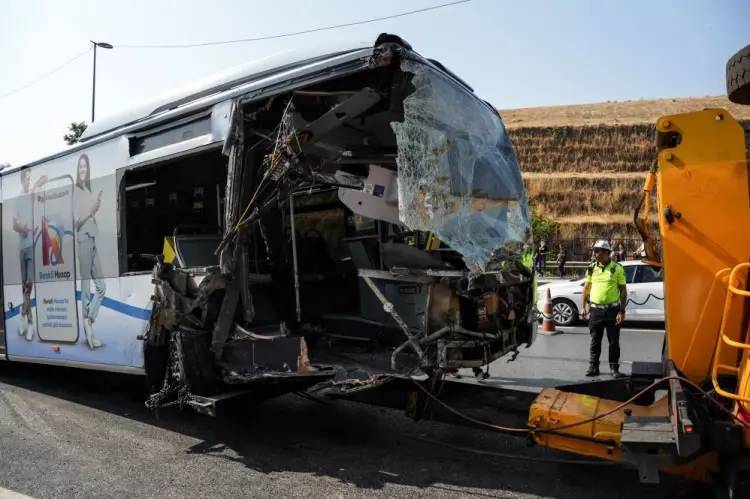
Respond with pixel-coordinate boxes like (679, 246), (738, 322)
(115, 0), (471, 49)
(0, 2), (471, 100)
(409, 374), (750, 436)
(0, 47), (92, 101)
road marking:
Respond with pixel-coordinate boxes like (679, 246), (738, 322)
(0, 487), (33, 499)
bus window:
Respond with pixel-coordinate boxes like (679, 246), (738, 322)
(120, 149), (227, 273)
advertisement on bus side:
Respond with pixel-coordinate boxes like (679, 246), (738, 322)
(1, 142), (149, 369)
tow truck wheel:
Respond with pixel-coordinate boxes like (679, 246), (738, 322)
(727, 44), (750, 105)
(552, 298), (578, 326)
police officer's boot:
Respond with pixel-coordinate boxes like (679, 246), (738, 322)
(610, 363), (625, 378)
(585, 364), (600, 377)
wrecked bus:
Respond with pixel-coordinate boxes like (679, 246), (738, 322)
(0, 34), (536, 411)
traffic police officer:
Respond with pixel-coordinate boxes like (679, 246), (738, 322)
(581, 240), (628, 377)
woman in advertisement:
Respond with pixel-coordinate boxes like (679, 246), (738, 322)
(74, 154), (105, 349)
(13, 170), (47, 341)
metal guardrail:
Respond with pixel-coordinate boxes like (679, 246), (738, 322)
(535, 260), (591, 279)
(543, 238), (655, 264)
(536, 259), (644, 278)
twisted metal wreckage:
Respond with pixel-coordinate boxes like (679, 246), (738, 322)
(143, 35), (536, 413)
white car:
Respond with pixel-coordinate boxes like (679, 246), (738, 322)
(538, 260), (664, 326)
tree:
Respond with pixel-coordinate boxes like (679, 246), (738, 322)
(64, 121), (88, 145)
(531, 205), (558, 243)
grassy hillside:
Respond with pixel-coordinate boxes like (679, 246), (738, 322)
(510, 124), (654, 173)
(502, 96), (750, 247)
(501, 95), (750, 128)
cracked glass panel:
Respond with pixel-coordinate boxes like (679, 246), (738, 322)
(391, 59), (531, 271)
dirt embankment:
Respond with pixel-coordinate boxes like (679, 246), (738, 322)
(501, 95), (750, 128)
(507, 124), (654, 239)
(510, 124), (655, 174)
(501, 96), (750, 241)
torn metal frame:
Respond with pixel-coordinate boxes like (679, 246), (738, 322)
(144, 34), (535, 411)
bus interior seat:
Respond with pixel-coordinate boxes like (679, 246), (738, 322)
(172, 234), (222, 268)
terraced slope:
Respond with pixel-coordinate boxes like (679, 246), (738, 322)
(502, 96), (750, 242)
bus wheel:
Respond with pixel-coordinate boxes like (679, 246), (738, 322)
(144, 342), (168, 395)
(174, 328), (218, 396)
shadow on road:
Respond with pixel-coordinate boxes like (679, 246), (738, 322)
(0, 361), (699, 497)
(555, 320), (665, 330)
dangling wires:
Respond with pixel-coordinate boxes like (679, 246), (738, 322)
(216, 98), (296, 253)
(235, 101), (294, 227)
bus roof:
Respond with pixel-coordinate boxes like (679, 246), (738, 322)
(3, 39), (375, 174)
(3, 34), (477, 174)
(81, 38), (374, 142)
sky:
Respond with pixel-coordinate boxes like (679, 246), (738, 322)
(0, 0), (747, 166)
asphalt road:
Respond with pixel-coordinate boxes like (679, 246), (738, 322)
(0, 324), (704, 499)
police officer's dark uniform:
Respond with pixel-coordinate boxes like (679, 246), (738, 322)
(584, 244), (627, 377)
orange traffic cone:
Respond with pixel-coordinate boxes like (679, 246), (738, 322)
(540, 288), (560, 336)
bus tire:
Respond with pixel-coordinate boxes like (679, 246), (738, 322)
(175, 328), (218, 396)
(144, 343), (168, 395)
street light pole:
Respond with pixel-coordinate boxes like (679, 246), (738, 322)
(91, 42), (97, 123)
(90, 41), (113, 123)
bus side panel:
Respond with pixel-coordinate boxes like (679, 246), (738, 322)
(2, 139), (149, 370)
(2, 277), (148, 368)
(0, 202), (5, 360)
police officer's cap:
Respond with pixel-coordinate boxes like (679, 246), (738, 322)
(592, 240), (613, 252)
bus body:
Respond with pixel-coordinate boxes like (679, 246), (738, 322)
(0, 34), (536, 407)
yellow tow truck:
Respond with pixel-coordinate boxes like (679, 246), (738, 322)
(526, 44), (750, 495)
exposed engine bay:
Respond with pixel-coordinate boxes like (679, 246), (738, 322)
(143, 35), (535, 409)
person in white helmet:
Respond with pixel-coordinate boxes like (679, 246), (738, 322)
(581, 239), (628, 377)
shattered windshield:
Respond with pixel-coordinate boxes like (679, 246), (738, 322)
(391, 58), (530, 271)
